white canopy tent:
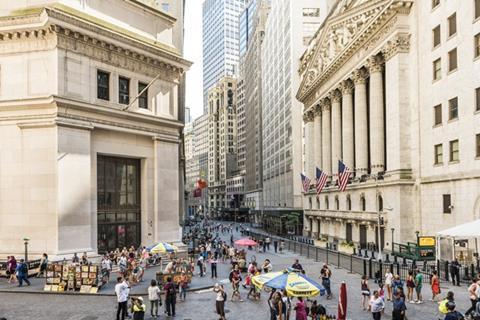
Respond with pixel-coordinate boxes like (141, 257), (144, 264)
(436, 219), (480, 262)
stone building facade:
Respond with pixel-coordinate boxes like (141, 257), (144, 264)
(207, 77), (238, 210)
(0, 0), (190, 257)
(297, 0), (480, 257)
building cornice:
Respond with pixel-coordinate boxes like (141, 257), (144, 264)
(0, 5), (192, 76)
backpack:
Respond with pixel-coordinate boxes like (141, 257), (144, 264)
(21, 263), (28, 274)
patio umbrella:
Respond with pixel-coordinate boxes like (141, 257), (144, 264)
(149, 242), (178, 253)
(251, 268), (325, 297)
(234, 238), (257, 246)
(337, 281), (347, 320)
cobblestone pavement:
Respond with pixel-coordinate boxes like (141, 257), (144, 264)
(0, 223), (471, 320)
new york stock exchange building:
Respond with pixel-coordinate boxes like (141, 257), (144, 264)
(0, 1), (190, 258)
(297, 0), (480, 259)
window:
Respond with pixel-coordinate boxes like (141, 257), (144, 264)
(316, 198), (320, 209)
(346, 195), (351, 211)
(335, 196), (339, 210)
(476, 87), (480, 111)
(443, 194), (451, 214)
(448, 13), (456, 37)
(97, 70), (110, 100)
(433, 58), (441, 80)
(475, 33), (480, 58)
(360, 196), (366, 211)
(302, 8), (320, 17)
(118, 77), (130, 105)
(449, 139), (459, 162)
(477, 134), (480, 158)
(138, 82), (148, 109)
(448, 48), (457, 71)
(433, 25), (441, 48)
(309, 197), (312, 209)
(325, 196), (329, 210)
(432, 0), (440, 9)
(449, 97), (458, 120)
(434, 104), (442, 125)
(378, 195), (383, 212)
(434, 144), (443, 164)
(476, 0), (480, 19)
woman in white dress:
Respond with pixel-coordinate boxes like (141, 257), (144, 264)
(385, 268), (394, 301)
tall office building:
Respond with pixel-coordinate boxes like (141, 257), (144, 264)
(202, 0), (246, 113)
(261, 0), (331, 215)
(207, 77), (238, 210)
(240, 0), (269, 213)
(185, 114), (210, 216)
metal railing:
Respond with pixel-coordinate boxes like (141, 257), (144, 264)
(243, 230), (480, 285)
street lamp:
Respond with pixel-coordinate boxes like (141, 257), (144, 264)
(22, 237), (30, 262)
(415, 230), (420, 244)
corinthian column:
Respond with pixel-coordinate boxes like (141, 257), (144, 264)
(368, 55), (385, 174)
(303, 111), (315, 177)
(352, 69), (368, 176)
(329, 90), (342, 175)
(339, 80), (354, 171)
(321, 99), (332, 177)
(313, 104), (322, 170)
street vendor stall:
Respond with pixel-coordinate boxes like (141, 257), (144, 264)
(44, 263), (103, 293)
(436, 219), (480, 263)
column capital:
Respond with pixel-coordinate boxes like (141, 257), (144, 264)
(303, 110), (315, 123)
(351, 69), (368, 85)
(367, 55), (384, 73)
(328, 90), (342, 103)
(339, 79), (354, 95)
(382, 33), (411, 61)
(321, 98), (331, 112)
(313, 103), (322, 116)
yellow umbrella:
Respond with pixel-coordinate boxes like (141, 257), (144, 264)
(251, 268), (325, 297)
(251, 271), (284, 288)
(149, 242), (178, 254)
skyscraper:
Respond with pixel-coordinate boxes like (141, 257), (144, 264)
(240, 0), (269, 212)
(202, 0), (246, 113)
(261, 0), (332, 214)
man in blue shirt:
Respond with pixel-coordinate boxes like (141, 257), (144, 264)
(15, 259), (30, 287)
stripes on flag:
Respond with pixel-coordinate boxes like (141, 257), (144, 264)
(300, 173), (311, 193)
(337, 160), (351, 192)
(315, 167), (328, 196)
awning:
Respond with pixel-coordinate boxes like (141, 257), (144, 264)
(436, 219), (480, 238)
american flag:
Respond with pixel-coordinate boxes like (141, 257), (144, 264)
(315, 167), (328, 196)
(300, 173), (311, 193)
(337, 160), (351, 192)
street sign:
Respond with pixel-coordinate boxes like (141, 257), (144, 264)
(418, 236), (436, 247)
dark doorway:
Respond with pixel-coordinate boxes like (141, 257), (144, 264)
(359, 225), (367, 249)
(97, 156), (141, 253)
(346, 223), (353, 243)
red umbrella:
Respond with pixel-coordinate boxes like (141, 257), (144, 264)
(337, 281), (347, 320)
(234, 238), (257, 246)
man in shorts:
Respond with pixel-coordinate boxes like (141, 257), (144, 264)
(414, 270), (423, 303)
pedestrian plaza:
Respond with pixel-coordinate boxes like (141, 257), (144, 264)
(0, 221), (474, 320)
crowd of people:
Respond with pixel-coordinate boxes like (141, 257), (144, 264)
(3, 218), (480, 320)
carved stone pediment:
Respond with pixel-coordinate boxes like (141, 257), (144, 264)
(297, 0), (412, 102)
